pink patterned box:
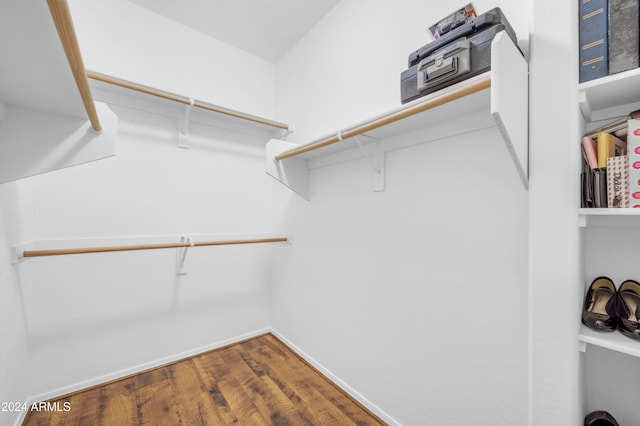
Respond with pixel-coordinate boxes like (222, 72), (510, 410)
(628, 119), (640, 208)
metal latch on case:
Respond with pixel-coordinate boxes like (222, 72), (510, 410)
(416, 39), (471, 92)
(427, 56), (455, 80)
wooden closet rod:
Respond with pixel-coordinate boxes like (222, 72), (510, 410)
(87, 71), (290, 131)
(47, 0), (102, 132)
(275, 76), (492, 161)
(22, 237), (288, 258)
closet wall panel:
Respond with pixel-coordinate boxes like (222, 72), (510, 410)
(15, 104), (275, 400)
(272, 0), (530, 424)
(0, 0), (282, 402)
(0, 207), (29, 426)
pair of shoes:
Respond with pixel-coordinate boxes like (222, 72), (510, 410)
(584, 410), (619, 425)
(582, 276), (640, 340)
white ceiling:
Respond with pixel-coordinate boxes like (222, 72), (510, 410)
(130, 0), (341, 63)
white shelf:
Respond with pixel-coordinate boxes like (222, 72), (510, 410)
(0, 0), (117, 184)
(288, 74), (493, 161)
(267, 31), (528, 200)
(579, 208), (640, 227)
(579, 325), (640, 359)
(578, 67), (640, 122)
(88, 76), (288, 140)
(579, 208), (640, 215)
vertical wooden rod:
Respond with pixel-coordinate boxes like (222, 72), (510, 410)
(47, 0), (102, 132)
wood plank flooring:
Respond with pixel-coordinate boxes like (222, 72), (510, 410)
(24, 333), (386, 425)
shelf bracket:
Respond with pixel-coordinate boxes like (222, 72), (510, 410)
(578, 340), (587, 353)
(578, 214), (587, 228)
(176, 236), (193, 275)
(178, 98), (195, 149)
(490, 30), (529, 189)
(351, 134), (385, 192)
(10, 245), (26, 265)
(578, 90), (592, 122)
(278, 123), (295, 140)
(266, 138), (310, 200)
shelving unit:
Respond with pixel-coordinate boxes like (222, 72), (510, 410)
(266, 31), (528, 200)
(578, 68), (640, 425)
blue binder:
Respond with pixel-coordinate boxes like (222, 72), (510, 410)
(579, 0), (609, 83)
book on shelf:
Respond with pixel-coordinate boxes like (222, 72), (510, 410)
(580, 148), (624, 209)
(627, 118), (640, 208)
(581, 168), (595, 208)
(594, 168), (608, 208)
(582, 136), (599, 169)
(581, 149), (607, 208)
(597, 132), (626, 168)
(607, 155), (629, 207)
(581, 141), (596, 207)
(579, 111), (640, 208)
(608, 0), (640, 75)
(580, 0), (609, 83)
(580, 113), (637, 208)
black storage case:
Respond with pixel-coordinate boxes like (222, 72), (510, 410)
(400, 7), (518, 104)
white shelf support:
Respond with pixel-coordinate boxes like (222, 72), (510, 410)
(175, 236), (193, 275)
(266, 139), (310, 200)
(578, 214), (587, 228)
(578, 90), (593, 122)
(352, 135), (385, 192)
(578, 340), (587, 353)
(490, 31), (529, 189)
(278, 122), (295, 140)
(11, 246), (24, 265)
(177, 98), (194, 149)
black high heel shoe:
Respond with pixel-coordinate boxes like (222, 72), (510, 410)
(617, 279), (640, 340)
(582, 276), (618, 331)
(584, 410), (619, 426)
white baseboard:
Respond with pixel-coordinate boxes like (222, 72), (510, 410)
(269, 328), (400, 426)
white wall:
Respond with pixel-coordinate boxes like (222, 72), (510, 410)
(13, 103), (277, 400)
(68, 0), (278, 120)
(0, 1), (567, 424)
(0, 0), (281, 405)
(272, 1), (530, 424)
(528, 0), (583, 424)
(0, 193), (30, 426)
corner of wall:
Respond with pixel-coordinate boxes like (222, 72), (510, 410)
(0, 203), (30, 426)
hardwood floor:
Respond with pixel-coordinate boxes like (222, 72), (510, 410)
(24, 333), (386, 425)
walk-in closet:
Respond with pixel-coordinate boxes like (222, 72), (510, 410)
(2, 0), (639, 425)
